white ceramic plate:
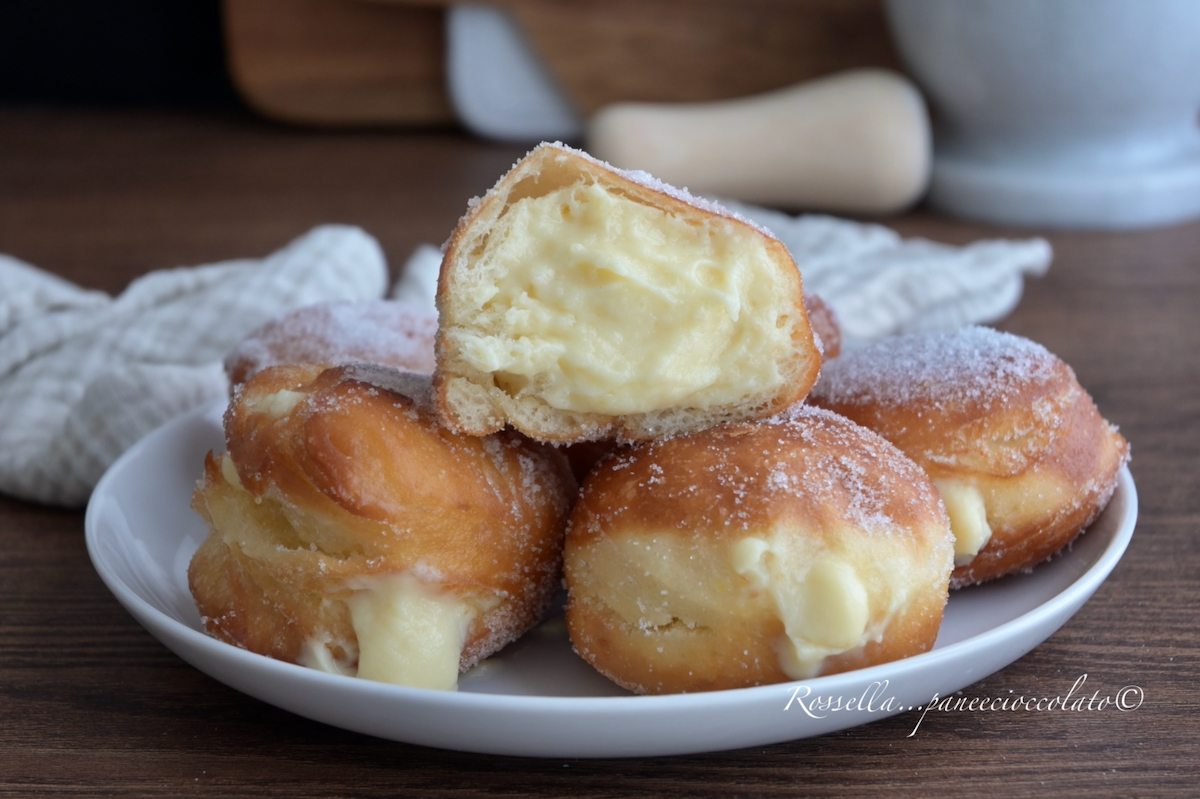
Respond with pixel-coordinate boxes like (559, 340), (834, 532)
(85, 400), (1138, 758)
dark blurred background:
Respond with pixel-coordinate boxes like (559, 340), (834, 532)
(0, 0), (238, 107)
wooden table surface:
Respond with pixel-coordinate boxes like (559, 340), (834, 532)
(1, 108), (1196, 797)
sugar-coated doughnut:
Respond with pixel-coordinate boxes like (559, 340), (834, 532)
(804, 291), (841, 359)
(564, 406), (953, 694)
(188, 363), (576, 690)
(433, 141), (821, 444)
(808, 326), (1129, 588)
(224, 299), (437, 388)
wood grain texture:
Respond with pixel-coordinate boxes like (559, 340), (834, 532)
(506, 0), (902, 114)
(0, 109), (1196, 797)
(224, 0), (455, 125)
(226, 0), (900, 126)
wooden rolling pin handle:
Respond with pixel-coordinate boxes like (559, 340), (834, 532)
(586, 69), (931, 215)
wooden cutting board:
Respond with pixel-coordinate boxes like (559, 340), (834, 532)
(223, 0), (454, 126)
(224, 0), (900, 126)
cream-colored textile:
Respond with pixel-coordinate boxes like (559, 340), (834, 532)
(0, 225), (387, 506)
(717, 202), (1052, 345)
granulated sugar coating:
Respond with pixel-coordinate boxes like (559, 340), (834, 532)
(224, 299), (437, 387)
(812, 326), (1060, 413)
(585, 405), (942, 538)
(757, 404), (943, 535)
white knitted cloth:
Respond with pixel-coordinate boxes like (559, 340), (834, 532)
(0, 211), (1050, 507)
(717, 202), (1053, 344)
(0, 225), (387, 507)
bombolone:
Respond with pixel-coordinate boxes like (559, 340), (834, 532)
(433, 142), (821, 443)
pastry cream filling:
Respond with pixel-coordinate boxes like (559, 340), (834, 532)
(215, 456), (476, 689)
(220, 452), (243, 489)
(732, 536), (870, 679)
(454, 181), (793, 415)
(342, 574), (476, 691)
(251, 389), (308, 419)
(297, 635), (354, 677)
(932, 478), (992, 566)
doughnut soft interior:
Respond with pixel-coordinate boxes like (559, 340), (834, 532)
(564, 406), (953, 694)
(809, 326), (1130, 588)
(433, 141), (821, 443)
(188, 363), (576, 690)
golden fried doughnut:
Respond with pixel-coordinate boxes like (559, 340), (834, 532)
(433, 141), (821, 443)
(804, 291), (842, 359)
(224, 299), (437, 388)
(808, 326), (1129, 588)
(188, 363), (576, 690)
(564, 406), (953, 694)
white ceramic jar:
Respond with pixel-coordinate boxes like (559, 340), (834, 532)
(886, 0), (1200, 228)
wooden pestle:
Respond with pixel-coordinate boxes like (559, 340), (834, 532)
(586, 69), (931, 214)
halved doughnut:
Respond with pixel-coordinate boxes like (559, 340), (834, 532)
(433, 142), (821, 443)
